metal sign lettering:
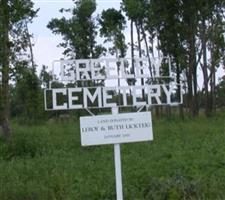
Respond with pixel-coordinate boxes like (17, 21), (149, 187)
(44, 84), (182, 110)
(55, 57), (165, 81)
(45, 57), (183, 110)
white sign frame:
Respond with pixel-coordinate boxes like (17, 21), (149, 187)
(45, 57), (183, 200)
(44, 84), (183, 111)
(80, 112), (153, 146)
(52, 57), (172, 82)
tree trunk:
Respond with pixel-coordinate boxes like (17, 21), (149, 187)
(0, 0), (12, 141)
(201, 19), (211, 117)
(175, 60), (184, 119)
(0, 83), (2, 128)
(140, 23), (153, 78)
(211, 65), (216, 111)
(130, 20), (134, 82)
(115, 49), (121, 110)
(155, 35), (162, 117)
(25, 19), (35, 73)
(210, 43), (216, 113)
(187, 57), (193, 116)
(135, 22), (145, 100)
(188, 30), (198, 117)
(192, 38), (198, 116)
(129, 20), (135, 107)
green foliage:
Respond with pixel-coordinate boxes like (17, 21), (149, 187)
(9, 0), (37, 22)
(99, 9), (126, 39)
(0, 111), (225, 199)
(216, 76), (225, 107)
(39, 65), (53, 88)
(99, 8), (127, 57)
(47, 0), (105, 59)
(11, 68), (44, 124)
(121, 0), (148, 22)
(0, 0), (38, 141)
(146, 0), (225, 116)
(2, 0), (39, 76)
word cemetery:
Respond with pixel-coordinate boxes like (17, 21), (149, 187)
(44, 58), (182, 110)
(46, 84), (179, 110)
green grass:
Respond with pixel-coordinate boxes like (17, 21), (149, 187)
(0, 111), (225, 200)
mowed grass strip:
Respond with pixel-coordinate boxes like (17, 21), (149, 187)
(0, 111), (225, 200)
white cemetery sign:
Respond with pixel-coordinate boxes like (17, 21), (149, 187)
(44, 58), (182, 110)
(44, 57), (182, 200)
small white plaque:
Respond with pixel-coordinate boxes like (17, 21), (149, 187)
(80, 112), (153, 146)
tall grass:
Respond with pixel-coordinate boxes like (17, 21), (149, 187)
(0, 111), (225, 199)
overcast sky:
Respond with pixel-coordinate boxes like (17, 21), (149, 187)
(30, 0), (224, 85)
(30, 0), (122, 74)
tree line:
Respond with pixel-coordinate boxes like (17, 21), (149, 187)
(0, 0), (225, 141)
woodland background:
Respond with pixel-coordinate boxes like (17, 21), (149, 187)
(0, 0), (225, 143)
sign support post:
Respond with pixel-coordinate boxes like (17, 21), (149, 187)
(112, 107), (123, 200)
(46, 57), (182, 199)
(114, 143), (123, 200)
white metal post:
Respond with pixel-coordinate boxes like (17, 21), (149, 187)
(112, 107), (123, 200)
